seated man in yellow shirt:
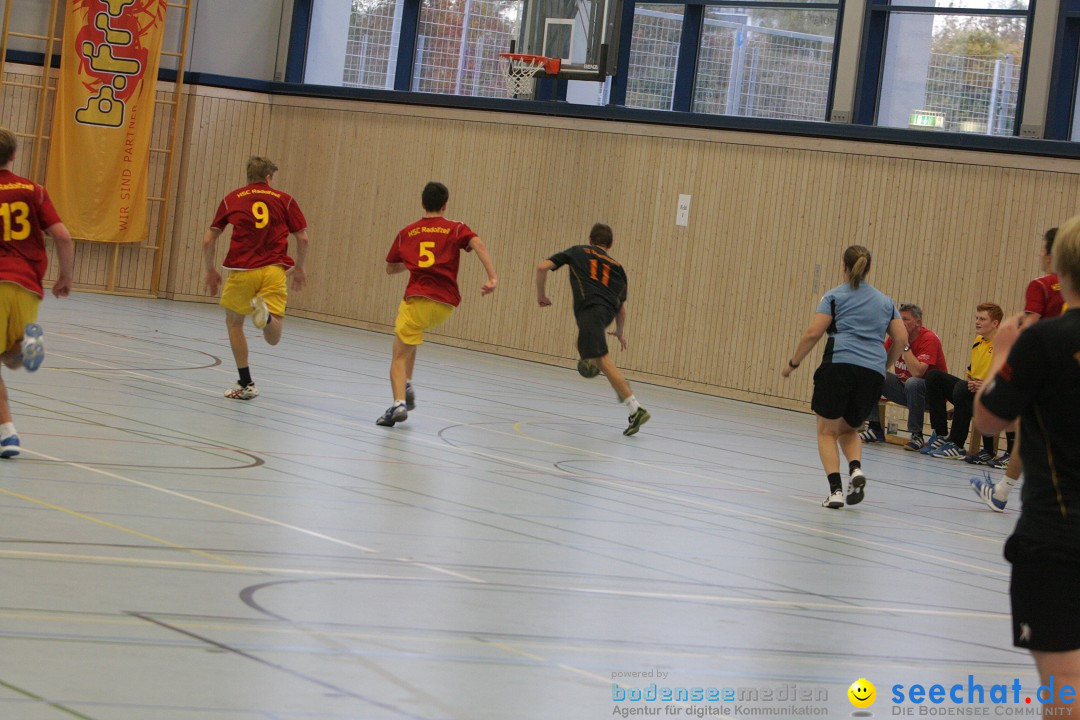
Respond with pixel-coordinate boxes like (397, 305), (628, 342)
(921, 303), (1003, 462)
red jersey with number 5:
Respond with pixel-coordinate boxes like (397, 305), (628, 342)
(211, 181), (307, 270)
(386, 216), (476, 307)
(0, 169), (61, 298)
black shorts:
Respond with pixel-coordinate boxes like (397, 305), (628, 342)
(1006, 535), (1080, 651)
(811, 363), (884, 428)
(575, 305), (616, 359)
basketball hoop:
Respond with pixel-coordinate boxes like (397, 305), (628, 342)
(499, 53), (561, 97)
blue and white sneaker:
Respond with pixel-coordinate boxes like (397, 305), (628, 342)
(903, 433), (926, 451)
(859, 426), (885, 443)
(970, 473), (1006, 512)
(21, 323), (44, 372)
(964, 449), (995, 465)
(0, 434), (20, 459)
(929, 440), (964, 459)
(919, 432), (946, 455)
(376, 403), (407, 427)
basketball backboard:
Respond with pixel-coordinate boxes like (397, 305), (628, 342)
(516, 0), (621, 79)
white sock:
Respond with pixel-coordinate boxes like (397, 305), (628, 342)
(393, 399), (406, 407)
(996, 472), (1019, 500)
(623, 395), (640, 414)
(0, 422), (15, 439)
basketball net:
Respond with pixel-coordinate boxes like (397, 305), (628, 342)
(504, 56), (546, 97)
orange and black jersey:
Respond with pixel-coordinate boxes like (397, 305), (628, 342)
(548, 245), (628, 316)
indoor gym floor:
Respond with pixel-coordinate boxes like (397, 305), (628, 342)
(0, 294), (1032, 720)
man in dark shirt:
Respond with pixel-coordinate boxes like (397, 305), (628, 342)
(974, 216), (1080, 717)
(536, 223), (650, 436)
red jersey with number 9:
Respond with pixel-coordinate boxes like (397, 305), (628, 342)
(211, 181), (307, 270)
(0, 169), (61, 298)
(386, 216), (476, 307)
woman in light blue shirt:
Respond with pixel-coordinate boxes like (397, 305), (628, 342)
(782, 245), (907, 509)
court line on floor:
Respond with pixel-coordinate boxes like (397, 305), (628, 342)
(17, 448), (384, 558)
(0, 549), (431, 580)
(0, 487), (243, 567)
(30, 338), (1006, 589)
(0, 677), (101, 720)
(26, 356), (1008, 580)
(128, 612), (431, 720)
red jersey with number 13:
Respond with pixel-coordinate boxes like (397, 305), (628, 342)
(211, 182), (307, 270)
(386, 216), (476, 307)
(0, 168), (61, 298)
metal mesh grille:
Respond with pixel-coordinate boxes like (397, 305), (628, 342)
(625, 5), (683, 110)
(923, 52), (1019, 135)
(343, 0), (401, 89)
(413, 0), (523, 96)
(625, 6), (835, 121)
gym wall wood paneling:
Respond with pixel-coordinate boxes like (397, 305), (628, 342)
(1, 63), (183, 295)
(161, 85), (272, 297)
(235, 93), (1076, 411)
(6, 66), (1080, 411)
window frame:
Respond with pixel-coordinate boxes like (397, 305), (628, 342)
(1045, 0), (1080, 139)
(854, 0), (1035, 135)
(614, 0), (843, 114)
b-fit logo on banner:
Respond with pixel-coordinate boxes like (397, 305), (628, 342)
(75, 0), (143, 128)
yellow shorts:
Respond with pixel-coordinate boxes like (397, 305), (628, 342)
(220, 266), (288, 317)
(0, 282), (40, 355)
(394, 296), (454, 345)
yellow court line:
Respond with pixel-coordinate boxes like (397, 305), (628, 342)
(0, 486), (242, 567)
(546, 584), (1010, 619)
(19, 447), (382, 556)
(0, 548), (430, 580)
(486, 640), (612, 684)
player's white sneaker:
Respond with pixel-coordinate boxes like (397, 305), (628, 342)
(225, 383), (259, 400)
(822, 489), (845, 509)
(251, 296), (269, 329)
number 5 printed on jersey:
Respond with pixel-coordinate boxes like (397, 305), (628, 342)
(419, 241), (436, 268)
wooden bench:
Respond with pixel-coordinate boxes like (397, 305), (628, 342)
(877, 399), (1000, 454)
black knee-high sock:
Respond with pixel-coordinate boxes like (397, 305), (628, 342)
(238, 367), (253, 387)
(1006, 432), (1015, 454)
(849, 460), (861, 474)
(827, 472), (842, 492)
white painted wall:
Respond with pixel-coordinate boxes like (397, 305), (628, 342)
(0, 0), (292, 81)
(304, 0), (352, 86)
(187, 0), (289, 80)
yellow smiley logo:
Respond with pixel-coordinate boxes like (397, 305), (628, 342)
(848, 678), (876, 708)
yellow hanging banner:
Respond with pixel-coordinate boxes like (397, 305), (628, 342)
(46, 0), (168, 243)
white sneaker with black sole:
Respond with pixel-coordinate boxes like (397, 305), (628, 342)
(822, 489), (845, 509)
(846, 468), (866, 505)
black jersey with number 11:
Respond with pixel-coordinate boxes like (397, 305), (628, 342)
(548, 245), (628, 316)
